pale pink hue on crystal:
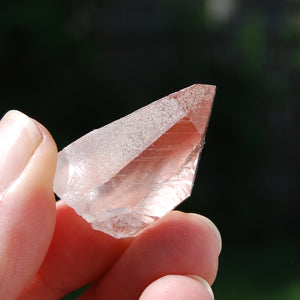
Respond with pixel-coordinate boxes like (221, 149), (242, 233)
(53, 84), (216, 238)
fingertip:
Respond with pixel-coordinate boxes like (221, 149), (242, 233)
(186, 275), (214, 299)
(139, 275), (214, 300)
(142, 211), (221, 259)
(187, 213), (222, 255)
(0, 111), (57, 298)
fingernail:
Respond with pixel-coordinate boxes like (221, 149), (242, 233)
(187, 275), (214, 299)
(189, 213), (222, 255)
(0, 110), (42, 191)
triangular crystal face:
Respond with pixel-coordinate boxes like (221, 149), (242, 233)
(54, 84), (216, 238)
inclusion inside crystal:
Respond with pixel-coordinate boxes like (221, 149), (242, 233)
(54, 84), (216, 238)
(89, 117), (201, 234)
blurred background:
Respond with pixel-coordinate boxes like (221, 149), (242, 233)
(0, 0), (299, 299)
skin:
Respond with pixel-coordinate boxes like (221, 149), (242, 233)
(0, 111), (221, 300)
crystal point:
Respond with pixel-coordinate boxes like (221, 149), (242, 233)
(54, 84), (216, 238)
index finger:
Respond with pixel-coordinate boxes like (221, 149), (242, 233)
(20, 201), (131, 299)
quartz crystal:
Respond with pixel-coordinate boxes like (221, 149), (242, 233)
(54, 84), (216, 238)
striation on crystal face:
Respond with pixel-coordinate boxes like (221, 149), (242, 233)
(53, 84), (216, 238)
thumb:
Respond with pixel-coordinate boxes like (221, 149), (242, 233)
(0, 110), (57, 299)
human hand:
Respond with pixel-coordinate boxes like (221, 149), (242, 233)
(0, 110), (221, 300)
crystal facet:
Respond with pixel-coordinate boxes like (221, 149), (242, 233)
(54, 84), (216, 238)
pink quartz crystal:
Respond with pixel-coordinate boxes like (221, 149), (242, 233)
(53, 84), (216, 238)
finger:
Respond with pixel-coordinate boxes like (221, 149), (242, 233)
(20, 201), (131, 299)
(80, 211), (221, 300)
(140, 275), (214, 300)
(0, 111), (57, 299)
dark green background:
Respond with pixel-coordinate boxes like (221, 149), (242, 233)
(1, 0), (299, 299)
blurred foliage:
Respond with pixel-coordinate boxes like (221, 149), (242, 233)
(0, 0), (299, 299)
